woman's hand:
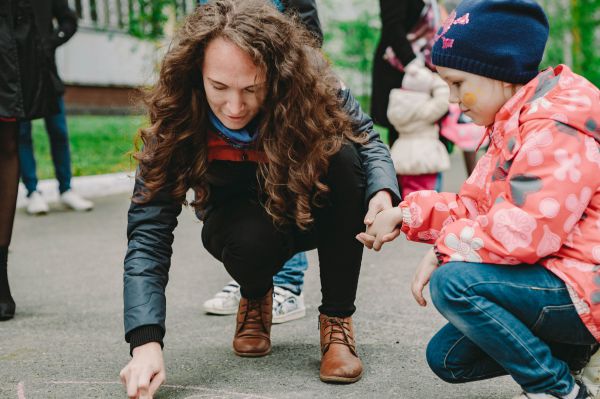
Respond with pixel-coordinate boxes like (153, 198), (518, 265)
(411, 248), (439, 307)
(356, 207), (403, 250)
(364, 190), (393, 226)
(120, 342), (165, 399)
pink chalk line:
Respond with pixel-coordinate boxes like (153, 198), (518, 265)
(17, 381), (26, 399)
(48, 380), (276, 399)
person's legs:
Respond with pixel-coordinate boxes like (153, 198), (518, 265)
(305, 143), (365, 383)
(0, 122), (19, 320)
(201, 196), (294, 357)
(19, 120), (50, 215)
(18, 120), (38, 195)
(427, 322), (508, 383)
(44, 97), (72, 194)
(203, 251), (308, 322)
(429, 261), (597, 396)
(202, 197), (292, 300)
(44, 97), (93, 211)
(427, 323), (596, 385)
(272, 252), (308, 294)
(271, 252), (308, 323)
(311, 144), (366, 318)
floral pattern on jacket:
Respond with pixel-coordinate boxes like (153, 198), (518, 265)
(400, 65), (600, 340)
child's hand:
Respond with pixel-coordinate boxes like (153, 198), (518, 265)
(411, 248), (439, 307)
(356, 207), (403, 251)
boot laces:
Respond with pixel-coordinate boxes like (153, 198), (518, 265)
(322, 317), (356, 355)
(238, 298), (267, 334)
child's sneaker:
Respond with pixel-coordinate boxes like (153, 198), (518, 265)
(272, 286), (305, 324)
(203, 281), (241, 315)
(579, 349), (600, 398)
(512, 380), (592, 399)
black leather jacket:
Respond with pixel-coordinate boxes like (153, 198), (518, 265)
(124, 89), (401, 350)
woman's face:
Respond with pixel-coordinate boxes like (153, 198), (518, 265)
(436, 66), (509, 126)
(202, 37), (267, 130)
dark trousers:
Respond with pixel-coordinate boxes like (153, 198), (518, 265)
(202, 144), (366, 317)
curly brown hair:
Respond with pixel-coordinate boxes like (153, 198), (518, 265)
(134, 0), (364, 229)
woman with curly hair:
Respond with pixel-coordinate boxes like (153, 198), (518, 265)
(119, 0), (400, 396)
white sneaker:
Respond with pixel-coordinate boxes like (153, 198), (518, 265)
(203, 281), (241, 315)
(26, 191), (49, 215)
(580, 350), (600, 398)
(272, 286), (305, 324)
(60, 190), (94, 211)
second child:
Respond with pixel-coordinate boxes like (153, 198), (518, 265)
(387, 61), (450, 197)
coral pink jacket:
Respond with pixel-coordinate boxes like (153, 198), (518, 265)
(399, 65), (600, 340)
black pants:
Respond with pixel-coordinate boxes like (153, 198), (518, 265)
(202, 144), (366, 318)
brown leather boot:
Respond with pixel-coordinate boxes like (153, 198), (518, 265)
(319, 314), (363, 383)
(233, 287), (273, 357)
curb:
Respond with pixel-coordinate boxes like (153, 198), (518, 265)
(17, 172), (135, 209)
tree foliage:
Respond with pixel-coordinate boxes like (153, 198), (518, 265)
(126, 0), (193, 39)
(323, 13), (379, 95)
(540, 0), (600, 86)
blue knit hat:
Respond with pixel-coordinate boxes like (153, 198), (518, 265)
(431, 0), (549, 84)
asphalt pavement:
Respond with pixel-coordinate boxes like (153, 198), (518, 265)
(0, 151), (518, 398)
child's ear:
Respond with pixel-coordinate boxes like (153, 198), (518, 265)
(501, 81), (522, 97)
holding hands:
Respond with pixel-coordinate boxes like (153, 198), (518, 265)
(357, 206), (403, 250)
(359, 201), (439, 307)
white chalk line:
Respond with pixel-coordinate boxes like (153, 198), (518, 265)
(17, 381), (26, 399)
(48, 380), (276, 399)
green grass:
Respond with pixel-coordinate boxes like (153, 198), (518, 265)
(30, 115), (145, 179)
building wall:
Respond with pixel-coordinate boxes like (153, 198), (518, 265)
(56, 29), (161, 88)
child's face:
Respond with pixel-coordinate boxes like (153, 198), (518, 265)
(436, 66), (510, 126)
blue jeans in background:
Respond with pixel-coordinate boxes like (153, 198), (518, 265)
(427, 261), (596, 397)
(19, 96), (72, 195)
(273, 252), (308, 295)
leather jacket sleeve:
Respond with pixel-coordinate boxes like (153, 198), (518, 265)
(51, 0), (78, 49)
(123, 176), (182, 343)
(339, 88), (402, 206)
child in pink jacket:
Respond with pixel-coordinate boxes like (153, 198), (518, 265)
(358, 0), (600, 398)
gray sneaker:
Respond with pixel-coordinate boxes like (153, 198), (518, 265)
(272, 286), (305, 324)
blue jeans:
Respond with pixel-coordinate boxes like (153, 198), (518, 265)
(19, 96), (72, 195)
(273, 252), (308, 295)
(427, 261), (596, 396)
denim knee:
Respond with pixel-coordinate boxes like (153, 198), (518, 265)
(429, 262), (472, 314)
(426, 337), (462, 384)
